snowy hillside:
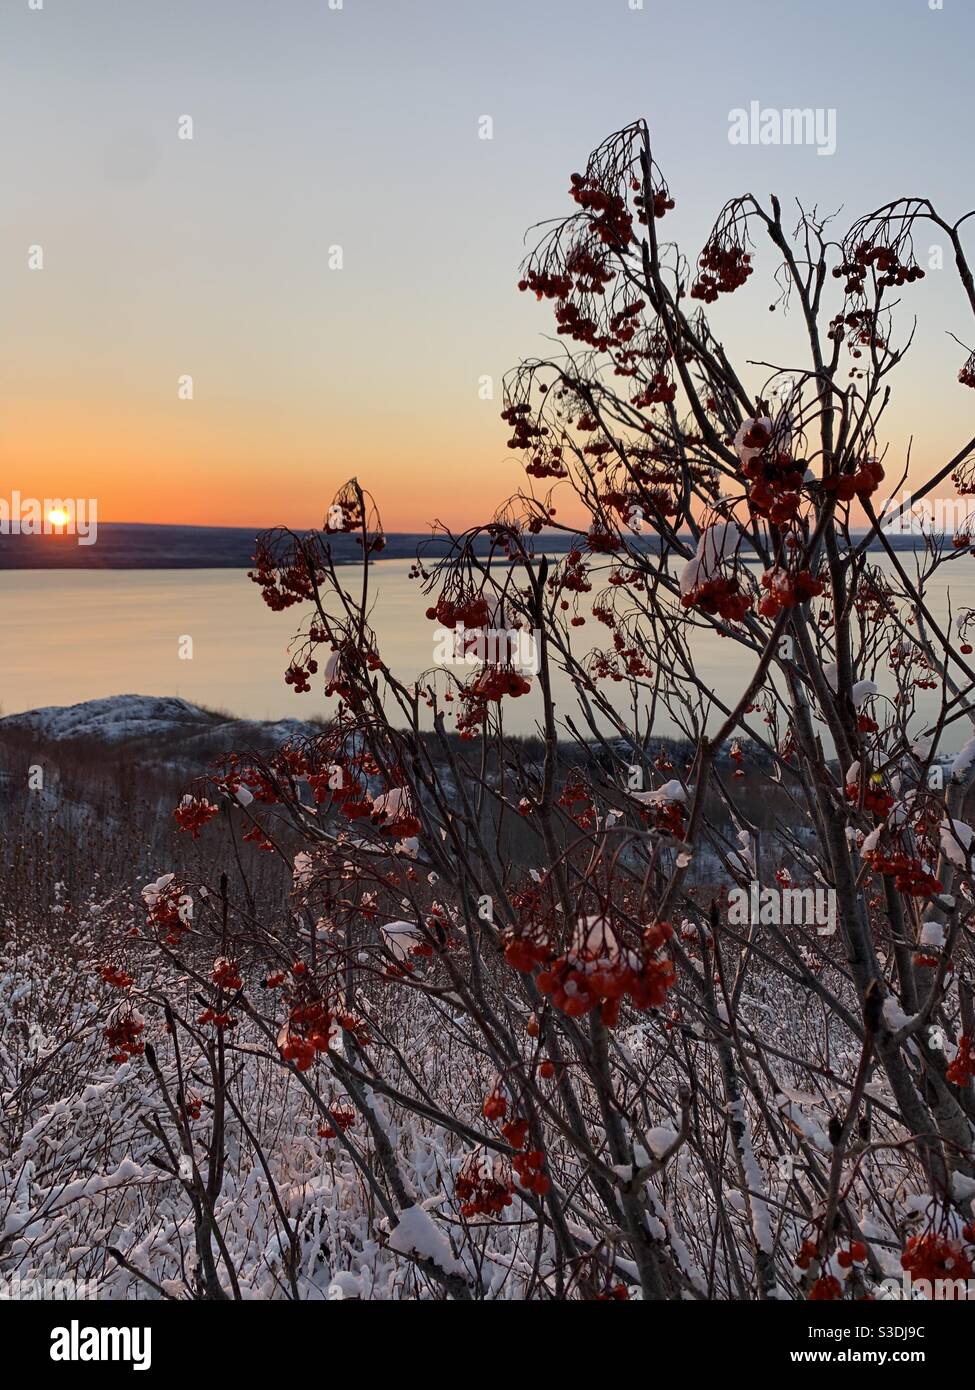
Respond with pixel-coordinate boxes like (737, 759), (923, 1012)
(0, 695), (317, 765)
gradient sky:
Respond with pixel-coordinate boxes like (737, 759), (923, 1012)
(1, 0), (973, 531)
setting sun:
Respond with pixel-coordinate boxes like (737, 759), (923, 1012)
(46, 507), (70, 527)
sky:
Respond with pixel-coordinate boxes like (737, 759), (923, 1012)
(1, 0), (973, 532)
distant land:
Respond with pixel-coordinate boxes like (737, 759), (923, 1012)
(0, 522), (581, 569)
(0, 520), (940, 568)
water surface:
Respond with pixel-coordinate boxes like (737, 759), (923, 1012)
(2, 558), (973, 746)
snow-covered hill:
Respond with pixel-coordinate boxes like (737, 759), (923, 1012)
(0, 695), (317, 765)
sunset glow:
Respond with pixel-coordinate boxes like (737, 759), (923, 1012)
(5, 1), (973, 532)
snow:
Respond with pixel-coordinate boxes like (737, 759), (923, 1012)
(919, 919), (945, 949)
(678, 521), (743, 597)
(644, 1126), (680, 1159)
(940, 817), (974, 867)
(882, 997), (915, 1031)
(861, 826), (882, 855)
(951, 1173), (975, 1205)
(387, 1205), (466, 1277)
(823, 672), (877, 708)
(6, 667), (969, 1305)
(851, 680), (878, 708)
(327, 1271), (363, 1300)
(141, 873), (175, 908)
(371, 788), (406, 821)
(0, 695), (313, 757)
(734, 417), (773, 465)
(629, 779), (687, 806)
(293, 852), (315, 887)
(730, 830), (756, 877)
(951, 735), (975, 783)
(381, 920), (423, 961)
(570, 915), (621, 965)
(0, 695), (209, 743)
(776, 1094), (831, 1153)
(729, 1100), (773, 1255)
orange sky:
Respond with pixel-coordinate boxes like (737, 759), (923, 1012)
(4, 0), (973, 534)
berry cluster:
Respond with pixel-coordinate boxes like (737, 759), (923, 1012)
(834, 241), (924, 295)
(836, 1241), (869, 1269)
(181, 1092), (202, 1122)
(482, 1087), (507, 1122)
(211, 957), (243, 991)
(845, 778), (894, 819)
(680, 575), (752, 622)
(821, 459), (885, 502)
(585, 528), (622, 554)
(173, 795), (220, 838)
(277, 995), (370, 1071)
(517, 268), (573, 302)
(100, 964), (133, 990)
(795, 1237), (819, 1271)
(456, 1150), (515, 1217)
(284, 659), (317, 693)
(741, 438), (806, 525)
(554, 550), (593, 595)
(370, 788), (422, 839)
(318, 1107), (356, 1139)
(425, 591), (491, 630)
(467, 666), (532, 701)
(104, 1010), (145, 1065)
(525, 446), (568, 480)
(862, 843), (943, 897)
(808, 1275), (842, 1301)
(758, 567), (824, 618)
(142, 875), (192, 947)
(558, 779), (596, 829)
(946, 1034), (975, 1086)
(631, 375), (675, 405)
(197, 1007), (236, 1030)
(568, 172), (634, 251)
(901, 1231), (973, 1283)
(504, 918), (675, 1028)
(248, 541), (321, 612)
(691, 240), (753, 301)
(511, 1143), (549, 1196)
(638, 796), (687, 840)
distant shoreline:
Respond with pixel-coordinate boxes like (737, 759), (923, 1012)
(0, 522), (944, 569)
(0, 524), (580, 570)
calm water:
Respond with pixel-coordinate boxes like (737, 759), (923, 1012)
(2, 558), (974, 744)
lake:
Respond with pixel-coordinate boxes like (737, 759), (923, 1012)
(2, 557), (974, 746)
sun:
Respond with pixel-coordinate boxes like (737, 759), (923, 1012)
(46, 507), (70, 527)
